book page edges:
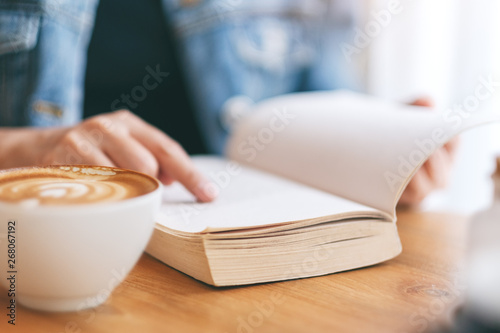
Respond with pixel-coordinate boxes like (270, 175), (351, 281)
(202, 210), (390, 233)
(146, 224), (215, 285)
(206, 222), (402, 286)
(148, 220), (401, 287)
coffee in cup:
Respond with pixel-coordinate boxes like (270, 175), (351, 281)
(0, 165), (158, 206)
(0, 165), (162, 312)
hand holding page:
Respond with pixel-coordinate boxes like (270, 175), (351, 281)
(147, 91), (500, 286)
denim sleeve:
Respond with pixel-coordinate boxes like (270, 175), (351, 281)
(0, 0), (99, 127)
(162, 0), (361, 154)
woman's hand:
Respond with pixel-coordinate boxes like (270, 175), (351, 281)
(1, 110), (216, 202)
(398, 98), (459, 207)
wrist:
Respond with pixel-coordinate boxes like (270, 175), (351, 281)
(0, 127), (61, 169)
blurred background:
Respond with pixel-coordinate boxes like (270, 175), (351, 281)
(354, 0), (500, 214)
(83, 0), (500, 214)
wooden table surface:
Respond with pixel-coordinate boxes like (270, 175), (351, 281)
(1, 211), (469, 333)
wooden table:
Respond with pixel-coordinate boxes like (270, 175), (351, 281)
(1, 211), (470, 333)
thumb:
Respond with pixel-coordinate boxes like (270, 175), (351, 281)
(409, 97), (434, 108)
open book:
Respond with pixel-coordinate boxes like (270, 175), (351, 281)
(146, 91), (498, 286)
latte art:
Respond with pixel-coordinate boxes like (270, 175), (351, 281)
(3, 178), (129, 204)
(0, 166), (158, 205)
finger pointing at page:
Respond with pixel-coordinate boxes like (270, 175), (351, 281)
(34, 110), (217, 203)
(113, 110), (217, 203)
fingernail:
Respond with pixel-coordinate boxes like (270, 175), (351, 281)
(194, 181), (218, 202)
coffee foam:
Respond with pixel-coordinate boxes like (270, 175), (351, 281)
(0, 166), (158, 206)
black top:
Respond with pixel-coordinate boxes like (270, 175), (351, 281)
(83, 0), (207, 154)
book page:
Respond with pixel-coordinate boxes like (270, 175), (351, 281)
(226, 90), (500, 217)
(156, 157), (386, 233)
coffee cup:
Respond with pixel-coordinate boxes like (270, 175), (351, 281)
(0, 165), (162, 312)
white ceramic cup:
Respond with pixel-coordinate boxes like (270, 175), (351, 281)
(0, 166), (162, 312)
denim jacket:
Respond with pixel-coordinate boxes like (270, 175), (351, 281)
(0, 0), (98, 127)
(0, 0), (359, 154)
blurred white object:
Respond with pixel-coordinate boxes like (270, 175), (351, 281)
(465, 157), (500, 327)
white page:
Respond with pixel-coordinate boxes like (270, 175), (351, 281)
(226, 90), (500, 217)
(156, 157), (384, 233)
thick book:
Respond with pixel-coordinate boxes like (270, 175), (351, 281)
(146, 91), (497, 286)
